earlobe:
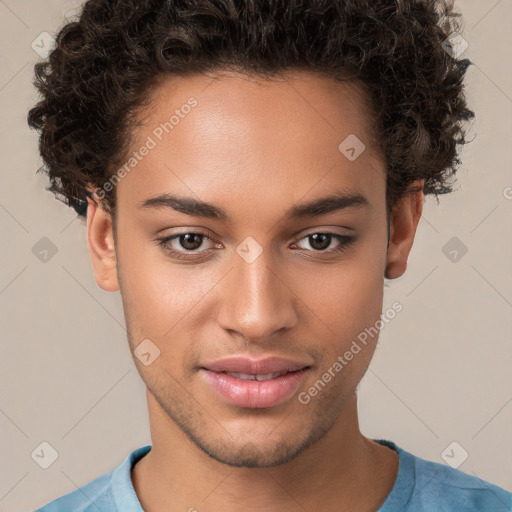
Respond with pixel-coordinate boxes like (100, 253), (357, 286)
(86, 195), (120, 292)
(385, 180), (424, 280)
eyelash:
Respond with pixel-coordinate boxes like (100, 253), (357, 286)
(155, 230), (357, 261)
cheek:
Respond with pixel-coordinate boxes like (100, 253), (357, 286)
(295, 257), (384, 335)
(291, 251), (386, 384)
(117, 244), (219, 375)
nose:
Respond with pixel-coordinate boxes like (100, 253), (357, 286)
(217, 247), (298, 343)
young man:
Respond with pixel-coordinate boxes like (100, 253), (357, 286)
(28, 0), (510, 511)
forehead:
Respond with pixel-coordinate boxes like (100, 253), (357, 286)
(140, 69), (379, 152)
(117, 69), (386, 221)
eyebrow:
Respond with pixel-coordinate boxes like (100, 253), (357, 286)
(138, 190), (370, 222)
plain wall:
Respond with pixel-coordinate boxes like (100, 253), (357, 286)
(0, 1), (511, 511)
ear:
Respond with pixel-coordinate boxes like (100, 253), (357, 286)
(86, 189), (120, 292)
(385, 180), (424, 279)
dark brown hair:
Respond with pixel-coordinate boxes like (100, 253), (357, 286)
(27, 0), (474, 221)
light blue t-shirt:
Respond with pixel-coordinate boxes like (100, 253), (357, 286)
(34, 439), (512, 512)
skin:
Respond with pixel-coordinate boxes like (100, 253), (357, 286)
(86, 70), (423, 512)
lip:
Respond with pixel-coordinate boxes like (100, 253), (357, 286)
(199, 356), (312, 409)
(200, 367), (310, 408)
(200, 355), (312, 375)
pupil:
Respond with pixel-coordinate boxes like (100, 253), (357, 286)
(181, 233), (202, 250)
(310, 233), (330, 251)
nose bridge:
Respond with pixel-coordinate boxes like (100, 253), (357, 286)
(218, 242), (297, 340)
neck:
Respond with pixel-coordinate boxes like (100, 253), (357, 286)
(131, 390), (398, 512)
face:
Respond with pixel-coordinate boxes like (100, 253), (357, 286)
(87, 70), (422, 468)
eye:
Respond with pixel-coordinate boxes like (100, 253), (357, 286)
(155, 230), (357, 261)
(292, 232), (357, 255)
(156, 231), (218, 260)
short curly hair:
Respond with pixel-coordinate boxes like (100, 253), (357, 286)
(27, 0), (474, 221)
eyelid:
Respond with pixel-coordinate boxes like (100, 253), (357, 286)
(155, 227), (216, 242)
(156, 226), (354, 245)
(296, 225), (356, 237)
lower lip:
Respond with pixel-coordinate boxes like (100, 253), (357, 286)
(200, 368), (309, 408)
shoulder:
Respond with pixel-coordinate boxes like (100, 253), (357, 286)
(404, 446), (512, 511)
(374, 439), (511, 512)
(32, 445), (152, 512)
(33, 472), (114, 512)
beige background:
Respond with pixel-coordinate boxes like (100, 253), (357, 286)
(1, 1), (511, 511)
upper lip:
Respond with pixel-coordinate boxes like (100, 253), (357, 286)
(201, 356), (312, 375)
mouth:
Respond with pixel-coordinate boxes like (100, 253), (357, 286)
(199, 365), (311, 408)
(215, 369), (298, 381)
(200, 355), (312, 375)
